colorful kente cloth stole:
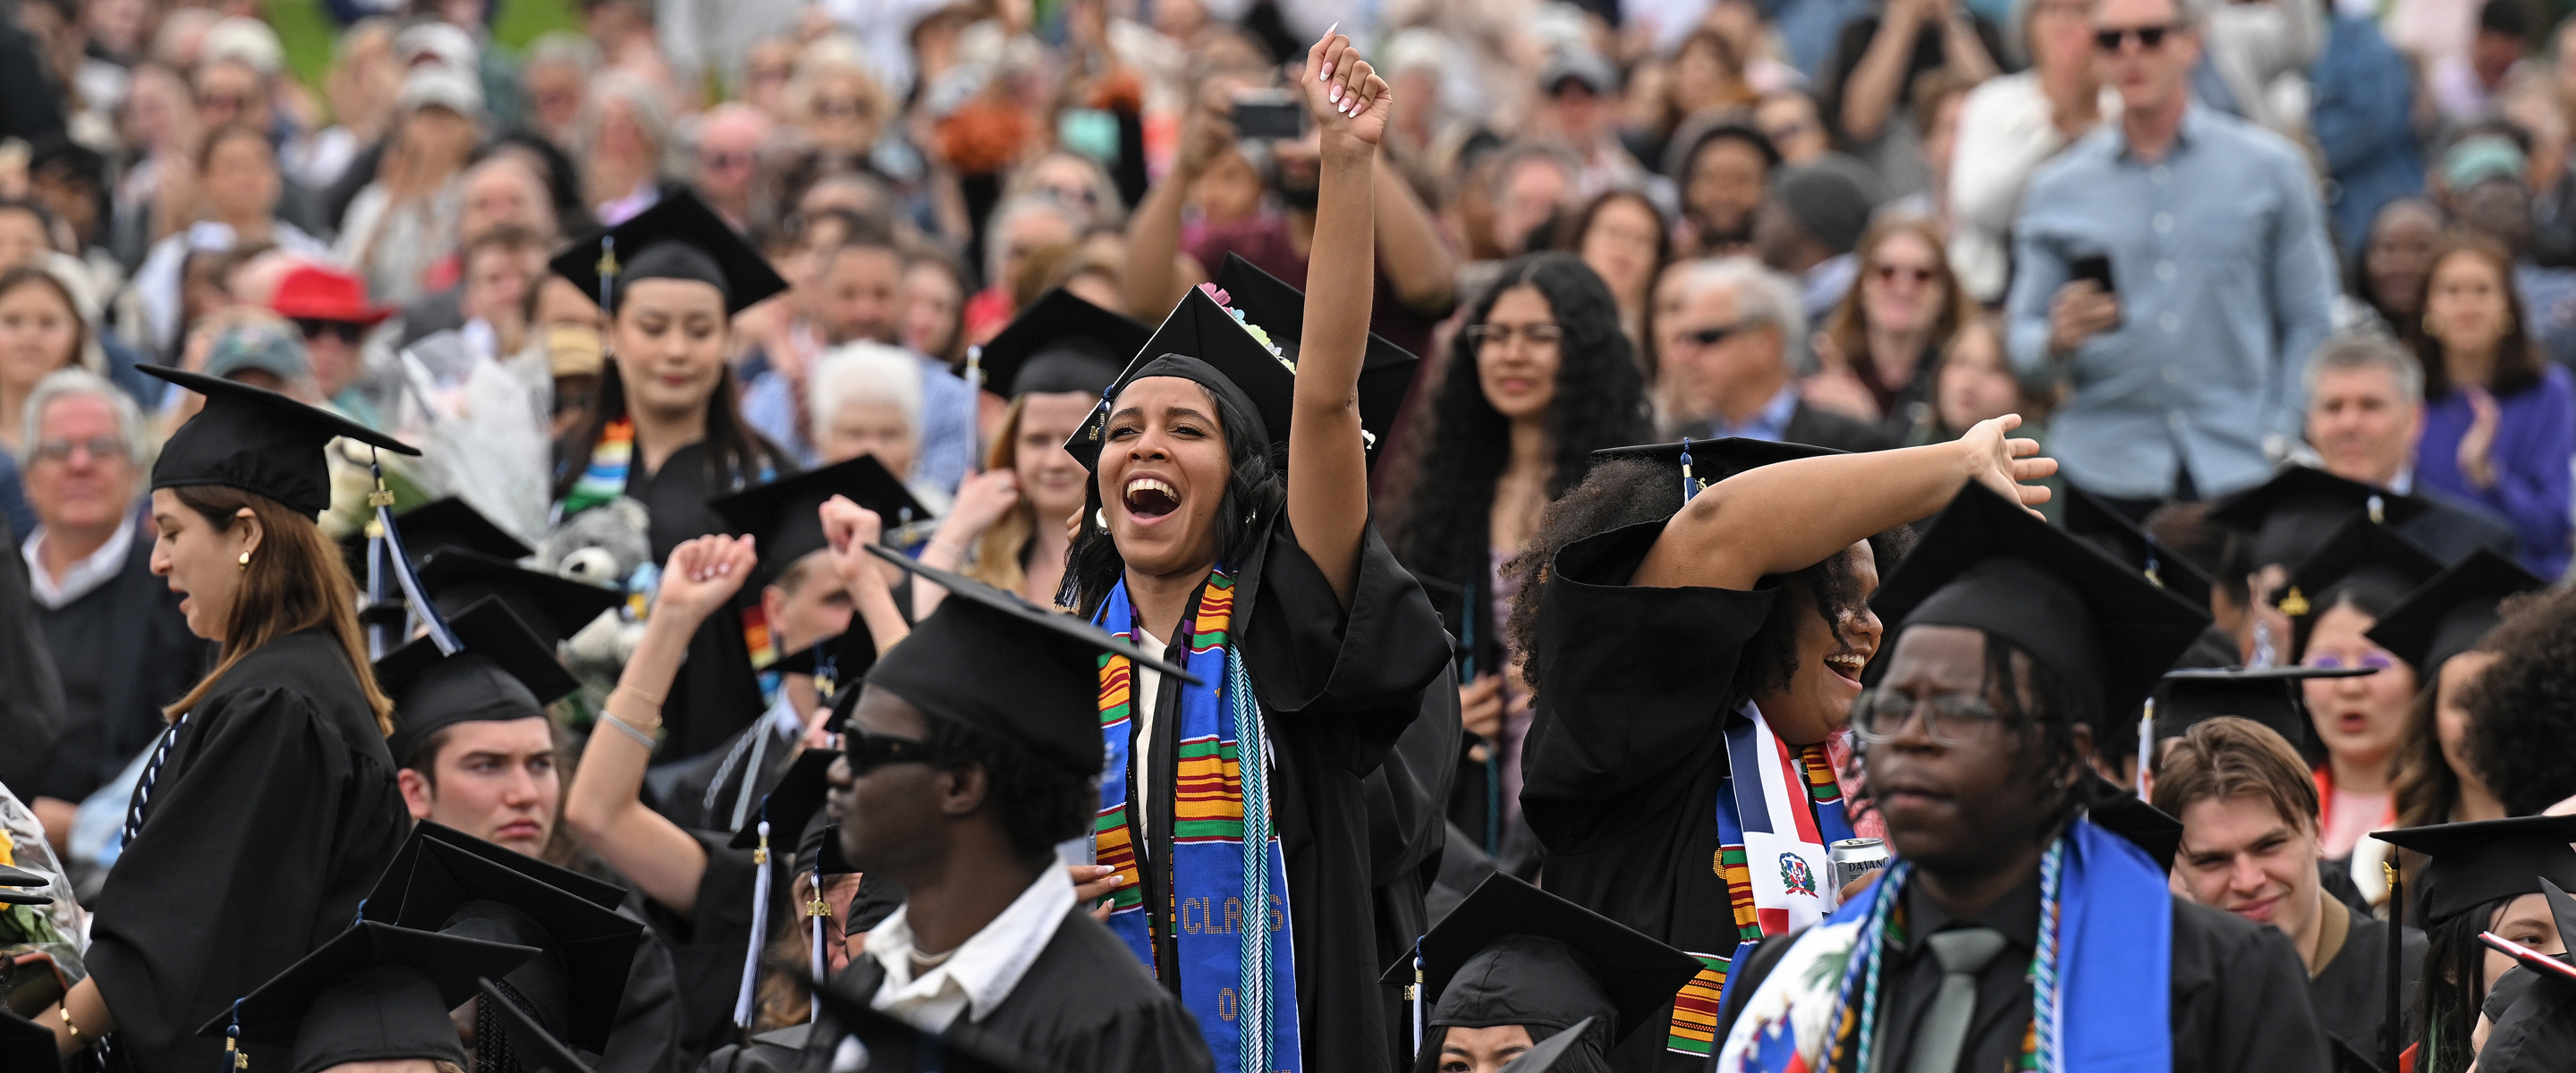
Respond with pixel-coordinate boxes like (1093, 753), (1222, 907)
(560, 417), (634, 516)
(1094, 570), (1302, 1073)
(1669, 705), (1855, 1057)
(1713, 818), (2173, 1073)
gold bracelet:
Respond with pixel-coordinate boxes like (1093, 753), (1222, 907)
(611, 683), (666, 708)
(59, 1005), (79, 1040)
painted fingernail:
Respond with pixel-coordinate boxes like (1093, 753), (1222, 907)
(1323, 20), (1338, 39)
(1321, 63), (1333, 80)
(1329, 84), (1341, 103)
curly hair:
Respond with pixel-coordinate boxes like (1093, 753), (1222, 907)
(1502, 458), (1910, 708)
(1847, 629), (2098, 843)
(1388, 252), (1649, 599)
(2462, 586), (2576, 815)
(921, 709), (1098, 860)
(1064, 381), (1285, 618)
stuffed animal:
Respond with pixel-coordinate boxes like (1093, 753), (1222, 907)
(538, 497), (654, 693)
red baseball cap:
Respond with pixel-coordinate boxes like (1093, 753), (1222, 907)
(270, 265), (392, 325)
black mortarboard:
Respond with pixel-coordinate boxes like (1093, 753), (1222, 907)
(728, 748), (840, 850)
(417, 548), (626, 647)
(978, 287), (1149, 399)
(2373, 814), (2576, 925)
(2150, 665), (2374, 749)
(2063, 486), (2214, 613)
(1589, 438), (1841, 502)
(1498, 1016), (1599, 1073)
(369, 820), (629, 912)
(1871, 483), (2211, 732)
(860, 545), (1198, 775)
(548, 188), (788, 316)
(0, 1009), (51, 1071)
(2085, 788), (2184, 872)
(2207, 467), (2431, 570)
(1377, 873), (1705, 1047)
(709, 455), (928, 574)
(365, 834), (644, 1051)
(2275, 516), (2443, 662)
(2363, 548), (2546, 675)
(479, 976), (594, 1073)
(845, 873), (904, 935)
(355, 496), (533, 565)
(2476, 880), (2576, 1073)
(1211, 253), (1419, 452)
(2327, 1035), (2386, 1073)
(140, 365), (419, 515)
(809, 982), (1055, 1073)
(193, 921), (537, 1073)
(0, 862), (49, 905)
(378, 597), (580, 764)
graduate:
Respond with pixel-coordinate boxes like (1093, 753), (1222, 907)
(2470, 879), (2576, 1073)
(2154, 716), (2425, 1060)
(375, 596), (688, 1073)
(1711, 483), (2331, 1073)
(191, 921), (538, 1073)
(57, 367), (419, 1070)
(2275, 517), (2444, 867)
(411, 545), (627, 651)
(2372, 814), (2576, 1073)
(821, 547), (1215, 1072)
(2370, 549), (2546, 836)
(1511, 426), (2047, 1070)
(1380, 873), (1704, 1073)
(2058, 485), (2237, 785)
(1056, 32), (1451, 1073)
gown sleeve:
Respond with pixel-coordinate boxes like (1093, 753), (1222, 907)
(1043, 999), (1219, 1073)
(601, 911), (690, 1073)
(1517, 520), (1776, 850)
(2166, 899), (2332, 1073)
(84, 687), (388, 1073)
(1240, 515), (1451, 776)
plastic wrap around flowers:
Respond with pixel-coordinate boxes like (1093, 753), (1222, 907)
(1198, 283), (1294, 371)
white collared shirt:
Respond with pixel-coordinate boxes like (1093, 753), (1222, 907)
(864, 862), (1074, 1032)
(23, 514), (135, 610)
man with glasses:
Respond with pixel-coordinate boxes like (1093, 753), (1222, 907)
(1655, 257), (1894, 452)
(691, 103), (772, 229)
(2003, 0), (2336, 522)
(15, 368), (209, 855)
(267, 263), (392, 427)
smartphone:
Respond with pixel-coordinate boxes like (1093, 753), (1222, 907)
(1231, 89), (1305, 140)
(2069, 253), (2116, 295)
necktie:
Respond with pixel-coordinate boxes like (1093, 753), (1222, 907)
(1907, 926), (2011, 1073)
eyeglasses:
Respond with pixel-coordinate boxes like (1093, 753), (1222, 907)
(1873, 264), (1937, 285)
(1761, 120), (1812, 143)
(1465, 323), (1564, 350)
(198, 92), (251, 114)
(2094, 23), (2184, 52)
(1850, 689), (2007, 747)
(2302, 650), (2397, 672)
(31, 435), (125, 464)
(294, 318), (366, 344)
(813, 98), (871, 119)
(699, 150), (755, 172)
(1680, 321), (1750, 348)
(843, 726), (935, 774)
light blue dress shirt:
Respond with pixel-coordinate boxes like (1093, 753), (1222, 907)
(2004, 105), (2338, 501)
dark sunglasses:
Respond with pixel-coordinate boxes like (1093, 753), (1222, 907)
(2094, 23), (2182, 51)
(844, 727), (934, 774)
(294, 318), (366, 344)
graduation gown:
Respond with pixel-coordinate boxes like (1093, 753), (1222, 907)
(1364, 660), (1463, 1056)
(604, 904), (692, 1073)
(84, 629), (411, 1073)
(1517, 520), (1779, 1073)
(29, 528), (213, 803)
(657, 705), (800, 832)
(0, 511), (66, 796)
(1113, 515), (1448, 1073)
(639, 830), (775, 1060)
(826, 908), (1216, 1073)
(692, 1023), (820, 1073)
(2306, 897), (2424, 1060)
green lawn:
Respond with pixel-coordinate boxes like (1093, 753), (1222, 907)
(261, 0), (584, 89)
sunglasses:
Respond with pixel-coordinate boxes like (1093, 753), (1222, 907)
(2094, 23), (2183, 51)
(843, 726), (934, 775)
(31, 435), (124, 463)
(295, 318), (366, 344)
(1873, 264), (1937, 285)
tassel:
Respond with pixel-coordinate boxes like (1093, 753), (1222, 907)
(2385, 860), (2403, 1073)
(963, 345), (984, 476)
(596, 236), (619, 312)
(1678, 436), (1699, 503)
(1410, 938), (1425, 1061)
(2135, 698), (2155, 798)
(363, 514), (386, 660)
(809, 862), (828, 1027)
(734, 820), (771, 1027)
(371, 452), (458, 655)
(226, 999), (246, 1069)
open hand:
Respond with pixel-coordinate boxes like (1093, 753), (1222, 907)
(655, 535), (757, 627)
(945, 469), (1023, 542)
(2458, 384), (2502, 490)
(1959, 414), (2056, 515)
(1070, 864), (1125, 921)
(1301, 29), (1391, 156)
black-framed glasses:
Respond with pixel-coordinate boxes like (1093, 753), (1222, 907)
(1682, 321), (1749, 348)
(844, 727), (934, 774)
(294, 318), (366, 344)
(2094, 23), (2183, 52)
(1850, 689), (2006, 747)
(1465, 323), (1564, 350)
(31, 435), (124, 463)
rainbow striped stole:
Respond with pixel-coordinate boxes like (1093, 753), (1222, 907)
(561, 417), (634, 516)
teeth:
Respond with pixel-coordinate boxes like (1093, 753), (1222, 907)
(1125, 477), (1175, 498)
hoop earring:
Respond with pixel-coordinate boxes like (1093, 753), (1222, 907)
(237, 551), (251, 570)
(1093, 509), (1107, 530)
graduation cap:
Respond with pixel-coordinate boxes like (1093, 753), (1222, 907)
(708, 455), (929, 576)
(727, 748), (841, 852)
(366, 834), (645, 1051)
(352, 496), (533, 565)
(1589, 438), (1842, 503)
(1210, 253), (1419, 452)
(807, 981), (1058, 1073)
(140, 365), (419, 515)
(0, 1008), (52, 1072)
(1498, 1016), (1599, 1073)
(2150, 665), (2376, 750)
(2207, 466), (2431, 571)
(1377, 873), (1705, 1049)
(2363, 548), (2546, 676)
(548, 188), (788, 316)
(417, 548), (626, 647)
(2374, 814), (2576, 925)
(976, 287), (1149, 399)
(0, 862), (49, 906)
(377, 596), (580, 765)
(2063, 485), (2214, 613)
(2086, 790), (2185, 872)
(844, 873), (904, 936)
(192, 921), (538, 1073)
(479, 976), (594, 1073)
(2275, 516), (2443, 663)
(370, 820), (629, 916)
(860, 545), (1199, 776)
(1870, 482), (2211, 733)
(2477, 880), (2576, 1073)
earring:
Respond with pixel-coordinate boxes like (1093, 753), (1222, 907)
(237, 551), (251, 570)
(1093, 509), (1107, 530)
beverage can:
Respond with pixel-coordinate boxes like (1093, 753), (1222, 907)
(1829, 837), (1889, 891)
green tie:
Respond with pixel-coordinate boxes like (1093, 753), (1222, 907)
(1906, 927), (2010, 1073)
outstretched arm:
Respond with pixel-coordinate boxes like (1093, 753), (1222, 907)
(1285, 29), (1391, 609)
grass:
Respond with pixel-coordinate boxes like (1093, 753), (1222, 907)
(260, 0), (585, 90)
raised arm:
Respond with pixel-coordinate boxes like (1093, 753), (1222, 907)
(1631, 415), (2056, 589)
(821, 495), (913, 652)
(1285, 30), (1390, 609)
(562, 534), (758, 916)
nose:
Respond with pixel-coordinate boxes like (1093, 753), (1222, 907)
(1847, 606), (1884, 656)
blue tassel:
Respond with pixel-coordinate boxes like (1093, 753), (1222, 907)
(1679, 436), (1699, 503)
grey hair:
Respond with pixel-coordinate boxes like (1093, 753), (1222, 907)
(1681, 256), (1809, 366)
(981, 195), (1089, 290)
(524, 31), (601, 75)
(2306, 331), (2425, 406)
(577, 72), (674, 175)
(20, 368), (152, 469)
(809, 341), (923, 446)
(1486, 140), (1585, 203)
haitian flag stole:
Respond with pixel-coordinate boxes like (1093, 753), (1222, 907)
(1094, 570), (1303, 1073)
(1668, 704), (1856, 1058)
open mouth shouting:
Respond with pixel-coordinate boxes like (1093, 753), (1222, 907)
(1123, 476), (1181, 520)
(1824, 650), (1868, 687)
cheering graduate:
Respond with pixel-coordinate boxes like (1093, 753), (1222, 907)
(2156, 717), (2425, 1060)
(58, 367), (418, 1070)
(2373, 549), (2547, 835)
(1711, 484), (2330, 1073)
(2373, 815), (2576, 1073)
(2274, 517), (2444, 865)
(1058, 31), (1450, 1073)
(822, 548), (1215, 1072)
(548, 188), (800, 759)
(194, 921), (539, 1073)
(376, 597), (687, 1073)
(1510, 425), (2047, 1069)
(1382, 873), (1704, 1073)
(2150, 665), (2373, 766)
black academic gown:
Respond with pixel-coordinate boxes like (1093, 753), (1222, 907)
(85, 629), (410, 1073)
(0, 512), (66, 795)
(640, 830), (777, 1060)
(658, 708), (800, 833)
(605, 903), (692, 1073)
(1518, 520), (1777, 1073)
(692, 1022), (821, 1073)
(1123, 516), (1449, 1073)
(624, 441), (767, 760)
(2307, 899), (2425, 1060)
(1366, 661), (1463, 1058)
(825, 908), (1216, 1073)
(29, 528), (213, 804)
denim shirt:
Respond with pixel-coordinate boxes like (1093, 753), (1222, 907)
(2005, 106), (2339, 501)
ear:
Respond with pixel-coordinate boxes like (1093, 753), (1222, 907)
(232, 506), (264, 557)
(939, 762), (990, 818)
(396, 766), (436, 822)
(2066, 723), (2097, 788)
(760, 582), (787, 628)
